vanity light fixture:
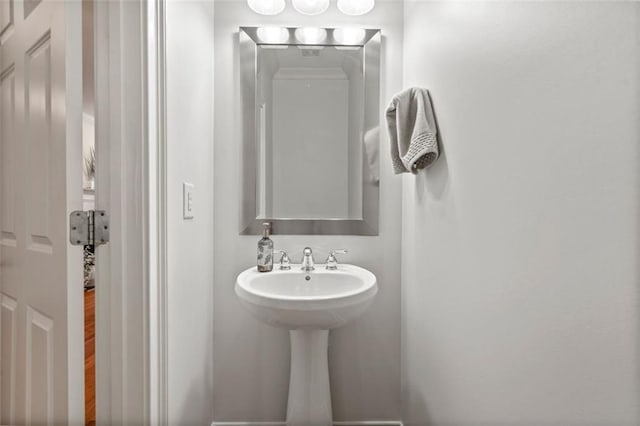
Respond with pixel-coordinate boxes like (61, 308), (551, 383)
(291, 0), (330, 15)
(337, 0), (375, 15)
(294, 27), (328, 44)
(333, 28), (366, 45)
(248, 0), (286, 15)
(248, 0), (374, 15)
(256, 27), (291, 44)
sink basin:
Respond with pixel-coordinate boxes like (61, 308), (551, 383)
(235, 263), (377, 426)
(235, 264), (377, 329)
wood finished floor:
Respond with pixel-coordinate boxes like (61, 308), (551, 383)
(85, 288), (95, 426)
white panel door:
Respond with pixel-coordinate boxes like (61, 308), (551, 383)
(0, 0), (84, 424)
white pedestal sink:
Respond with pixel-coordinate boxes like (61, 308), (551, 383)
(235, 264), (377, 426)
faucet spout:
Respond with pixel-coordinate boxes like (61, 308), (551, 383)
(301, 247), (315, 272)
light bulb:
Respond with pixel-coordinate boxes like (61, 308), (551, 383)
(294, 28), (327, 44)
(333, 28), (366, 45)
(291, 0), (330, 16)
(337, 0), (375, 16)
(256, 27), (290, 44)
(247, 0), (285, 15)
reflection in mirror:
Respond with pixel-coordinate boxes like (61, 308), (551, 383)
(256, 45), (363, 220)
(240, 27), (381, 235)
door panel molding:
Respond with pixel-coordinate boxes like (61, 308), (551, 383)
(25, 306), (53, 425)
(0, 0), (14, 45)
(0, 65), (16, 247)
(1, 293), (17, 424)
(24, 31), (53, 254)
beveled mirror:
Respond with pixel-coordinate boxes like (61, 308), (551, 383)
(240, 27), (381, 235)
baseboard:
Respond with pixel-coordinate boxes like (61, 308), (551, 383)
(212, 421), (402, 426)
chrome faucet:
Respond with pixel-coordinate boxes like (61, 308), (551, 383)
(325, 249), (348, 270)
(275, 250), (291, 270)
(301, 247), (315, 272)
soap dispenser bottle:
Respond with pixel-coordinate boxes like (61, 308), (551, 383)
(257, 222), (274, 272)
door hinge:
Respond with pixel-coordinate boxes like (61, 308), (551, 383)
(69, 210), (110, 246)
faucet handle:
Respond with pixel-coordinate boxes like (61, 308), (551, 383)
(275, 250), (291, 270)
(326, 249), (348, 270)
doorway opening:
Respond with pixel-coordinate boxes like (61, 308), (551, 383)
(82, 0), (96, 424)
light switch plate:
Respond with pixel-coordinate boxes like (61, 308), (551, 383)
(183, 182), (195, 220)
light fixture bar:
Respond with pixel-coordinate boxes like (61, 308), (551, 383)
(247, 0), (375, 16)
(240, 27), (381, 47)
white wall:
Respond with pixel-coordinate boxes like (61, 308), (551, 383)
(213, 1), (403, 421)
(166, 1), (215, 423)
(401, 2), (640, 425)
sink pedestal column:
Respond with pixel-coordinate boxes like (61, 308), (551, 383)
(286, 329), (332, 426)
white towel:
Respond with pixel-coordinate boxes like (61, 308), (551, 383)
(385, 88), (439, 174)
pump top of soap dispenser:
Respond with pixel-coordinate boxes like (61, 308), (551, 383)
(262, 222), (271, 238)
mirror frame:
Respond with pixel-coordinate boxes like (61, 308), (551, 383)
(239, 26), (381, 235)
